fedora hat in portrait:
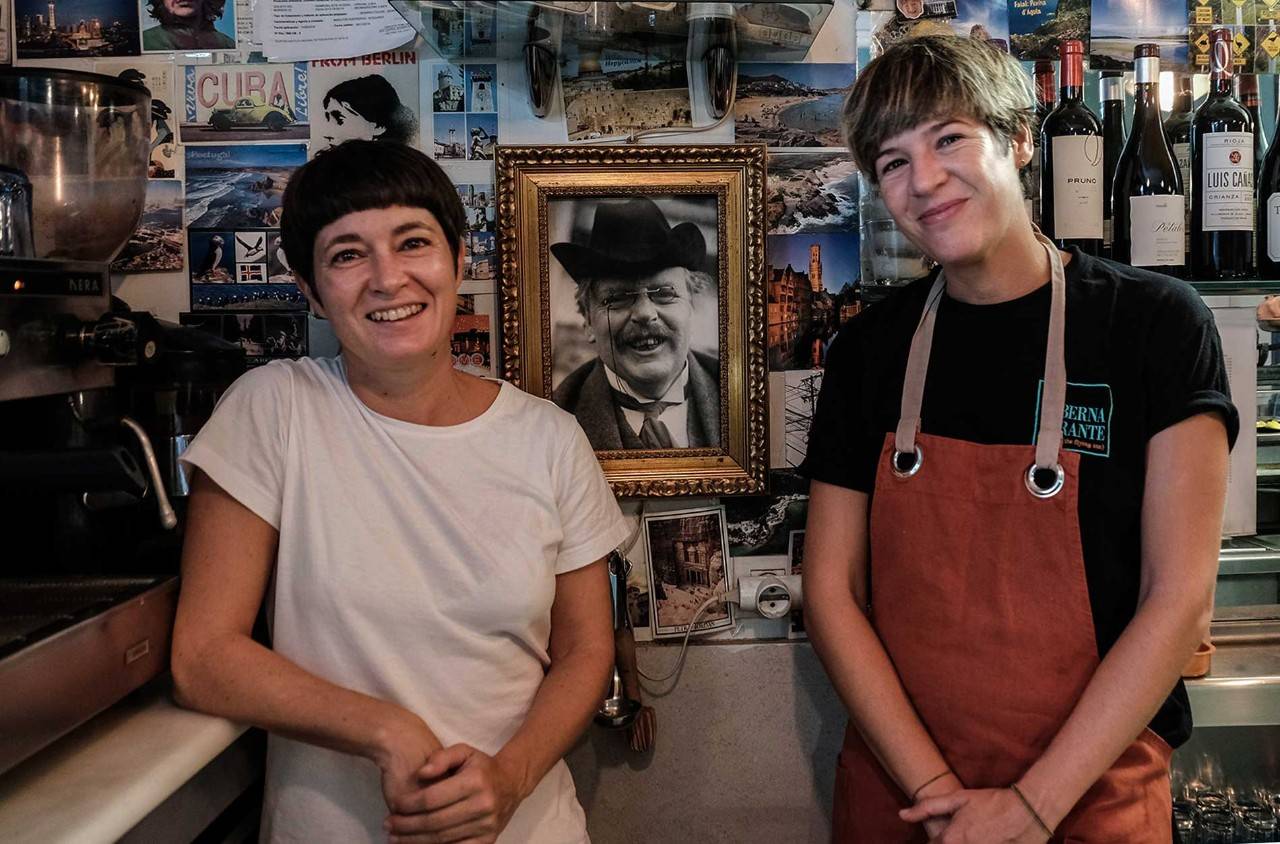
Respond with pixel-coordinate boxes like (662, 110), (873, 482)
(551, 196), (707, 282)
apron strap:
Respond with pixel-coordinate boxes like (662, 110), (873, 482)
(891, 234), (1069, 491)
(892, 274), (945, 467)
(1033, 232), (1067, 472)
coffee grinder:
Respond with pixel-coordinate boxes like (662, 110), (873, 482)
(0, 67), (240, 774)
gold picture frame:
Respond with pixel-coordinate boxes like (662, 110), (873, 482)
(496, 145), (768, 498)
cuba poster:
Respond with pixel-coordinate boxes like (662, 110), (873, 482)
(181, 62), (309, 143)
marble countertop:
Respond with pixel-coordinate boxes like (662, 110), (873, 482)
(0, 679), (248, 844)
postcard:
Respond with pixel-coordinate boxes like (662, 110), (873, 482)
(1090, 0), (1189, 69)
(15, 0), (139, 59)
(184, 143), (306, 229)
(463, 5), (496, 57)
(767, 151), (859, 234)
(734, 62), (855, 148)
(181, 62), (309, 143)
(783, 370), (823, 468)
(309, 50), (420, 155)
(467, 112), (497, 160)
(724, 471), (810, 557)
(180, 311), (308, 367)
(140, 0), (236, 52)
(452, 312), (492, 377)
(643, 506), (735, 639)
(96, 59), (179, 178)
(1009, 0), (1091, 59)
(0, 2), (10, 64)
(766, 232), (860, 370)
(428, 61), (465, 113)
(111, 179), (183, 274)
(432, 113), (466, 160)
(425, 61), (497, 160)
(466, 230), (496, 287)
(456, 182), (495, 234)
(561, 52), (692, 141)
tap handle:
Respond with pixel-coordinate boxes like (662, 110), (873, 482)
(119, 415), (177, 530)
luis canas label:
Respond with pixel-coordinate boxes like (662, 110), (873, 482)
(1129, 195), (1186, 266)
(1202, 132), (1254, 231)
(1052, 135), (1104, 240)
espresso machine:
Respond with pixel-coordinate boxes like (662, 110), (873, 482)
(0, 68), (242, 775)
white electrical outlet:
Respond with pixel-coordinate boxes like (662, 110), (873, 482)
(736, 574), (803, 619)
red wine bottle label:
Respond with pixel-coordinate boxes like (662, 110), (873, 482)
(1268, 194), (1280, 262)
(1201, 132), (1254, 231)
(1051, 135), (1104, 239)
(1173, 141), (1192, 252)
(1129, 195), (1186, 266)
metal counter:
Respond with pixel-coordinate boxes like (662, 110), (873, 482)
(1188, 618), (1280, 727)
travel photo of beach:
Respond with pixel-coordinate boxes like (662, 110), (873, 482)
(1089, 0), (1189, 69)
(733, 62), (855, 147)
(184, 144), (307, 229)
(767, 151), (859, 235)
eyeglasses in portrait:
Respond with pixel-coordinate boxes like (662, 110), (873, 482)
(497, 145), (768, 498)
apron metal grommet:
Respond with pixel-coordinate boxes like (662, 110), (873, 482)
(1025, 463), (1065, 498)
(891, 445), (923, 478)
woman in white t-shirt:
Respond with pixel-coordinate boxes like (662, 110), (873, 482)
(172, 140), (630, 843)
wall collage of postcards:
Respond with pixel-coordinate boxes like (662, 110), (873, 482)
(3, 0), (1223, 644)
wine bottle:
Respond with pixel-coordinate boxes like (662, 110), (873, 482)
(1040, 40), (1104, 254)
(1100, 71), (1127, 256)
(1112, 44), (1185, 275)
(1257, 84), (1280, 276)
(1236, 74), (1268, 184)
(1164, 72), (1194, 264)
(1029, 59), (1055, 227)
(1191, 28), (1255, 280)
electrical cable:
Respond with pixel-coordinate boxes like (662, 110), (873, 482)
(638, 588), (736, 685)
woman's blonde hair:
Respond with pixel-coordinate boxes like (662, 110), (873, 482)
(843, 35), (1035, 182)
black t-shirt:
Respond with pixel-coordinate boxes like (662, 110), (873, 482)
(799, 247), (1239, 747)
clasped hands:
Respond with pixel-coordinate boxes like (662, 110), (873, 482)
(900, 774), (1052, 844)
(378, 721), (524, 844)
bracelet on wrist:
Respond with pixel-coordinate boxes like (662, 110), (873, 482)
(909, 770), (952, 802)
(1009, 782), (1054, 838)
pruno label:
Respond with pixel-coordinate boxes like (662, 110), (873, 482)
(1202, 132), (1254, 231)
(1052, 135), (1104, 240)
(1129, 194), (1186, 266)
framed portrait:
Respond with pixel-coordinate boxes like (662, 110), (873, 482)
(497, 145), (768, 498)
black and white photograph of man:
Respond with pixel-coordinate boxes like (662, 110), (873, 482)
(549, 195), (721, 451)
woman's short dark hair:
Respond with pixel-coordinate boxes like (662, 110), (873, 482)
(843, 35), (1034, 183)
(280, 141), (466, 298)
(147, 0), (226, 26)
(323, 76), (414, 143)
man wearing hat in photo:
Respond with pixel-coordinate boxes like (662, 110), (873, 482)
(551, 196), (721, 451)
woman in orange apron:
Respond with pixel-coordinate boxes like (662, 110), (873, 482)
(800, 36), (1236, 842)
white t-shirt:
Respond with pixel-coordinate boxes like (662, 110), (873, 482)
(180, 357), (630, 844)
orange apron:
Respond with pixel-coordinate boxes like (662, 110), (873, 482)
(832, 236), (1172, 843)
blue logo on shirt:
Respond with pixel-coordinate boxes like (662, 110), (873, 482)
(1033, 381), (1114, 457)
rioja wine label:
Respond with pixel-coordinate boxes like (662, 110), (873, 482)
(1201, 132), (1254, 231)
